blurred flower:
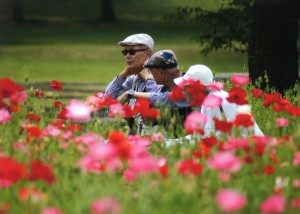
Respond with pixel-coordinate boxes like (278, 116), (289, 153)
(202, 94), (222, 108)
(158, 157), (169, 178)
(0, 108), (11, 126)
(207, 81), (225, 91)
(26, 159), (56, 184)
(215, 189), (247, 212)
(202, 136), (218, 147)
(262, 93), (281, 108)
(65, 99), (92, 122)
(91, 197), (121, 214)
(184, 111), (207, 135)
(226, 87), (248, 105)
(263, 164), (275, 175)
(230, 74), (250, 86)
(218, 172), (231, 182)
(0, 78), (24, 108)
(214, 118), (233, 133)
(260, 194), (285, 213)
(0, 156), (26, 188)
(19, 187), (48, 203)
(286, 105), (300, 116)
(0, 202), (9, 214)
(208, 151), (243, 173)
(276, 118), (289, 127)
(50, 80), (63, 91)
(273, 98), (291, 112)
(35, 89), (44, 98)
(41, 207), (63, 214)
(54, 101), (64, 108)
(293, 179), (300, 188)
(27, 113), (41, 123)
(250, 88), (264, 98)
(108, 103), (125, 118)
(293, 152), (300, 166)
(233, 114), (254, 128)
(176, 158), (202, 176)
(292, 198), (300, 209)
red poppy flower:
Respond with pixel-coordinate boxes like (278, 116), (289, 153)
(250, 88), (264, 98)
(193, 143), (212, 159)
(262, 93), (281, 108)
(226, 87), (248, 105)
(177, 159), (202, 176)
(202, 136), (218, 147)
(263, 165), (275, 175)
(286, 105), (300, 116)
(273, 98), (291, 113)
(134, 98), (160, 118)
(67, 124), (82, 132)
(27, 113), (41, 123)
(0, 156), (26, 187)
(214, 117), (233, 133)
(168, 86), (185, 102)
(50, 80), (63, 91)
(54, 101), (64, 108)
(26, 126), (42, 138)
(57, 108), (67, 119)
(35, 89), (44, 98)
(158, 158), (169, 179)
(233, 114), (254, 127)
(122, 104), (137, 118)
(26, 160), (56, 184)
(0, 78), (24, 98)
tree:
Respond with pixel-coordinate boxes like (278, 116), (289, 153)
(100, 0), (116, 22)
(12, 0), (24, 23)
(248, 0), (299, 94)
(166, 0), (299, 94)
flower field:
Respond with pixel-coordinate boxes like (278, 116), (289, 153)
(1, 76), (300, 214)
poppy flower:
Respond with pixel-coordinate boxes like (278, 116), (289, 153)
(207, 151), (243, 173)
(50, 80), (63, 91)
(226, 87), (248, 105)
(176, 158), (202, 176)
(65, 99), (92, 122)
(54, 101), (64, 108)
(250, 88), (264, 98)
(184, 111), (207, 135)
(202, 94), (222, 108)
(0, 109), (11, 126)
(233, 114), (254, 128)
(27, 113), (41, 123)
(158, 157), (169, 178)
(35, 89), (44, 98)
(215, 189), (247, 212)
(0, 156), (26, 187)
(262, 93), (281, 108)
(91, 197), (121, 214)
(273, 98), (291, 112)
(214, 118), (233, 133)
(276, 118), (289, 127)
(260, 194), (285, 213)
(19, 187), (48, 202)
(41, 207), (63, 214)
(230, 74), (250, 86)
(286, 105), (300, 116)
(168, 86), (185, 102)
(26, 159), (56, 184)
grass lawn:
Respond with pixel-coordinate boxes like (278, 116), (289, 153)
(0, 0), (247, 85)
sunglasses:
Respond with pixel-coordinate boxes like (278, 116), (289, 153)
(122, 48), (147, 56)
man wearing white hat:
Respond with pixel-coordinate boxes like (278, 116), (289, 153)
(174, 64), (264, 137)
(105, 33), (161, 135)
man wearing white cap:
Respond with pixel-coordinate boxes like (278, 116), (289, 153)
(174, 64), (264, 137)
(105, 33), (160, 135)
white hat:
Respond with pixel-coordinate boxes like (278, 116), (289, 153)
(174, 64), (214, 86)
(118, 33), (154, 51)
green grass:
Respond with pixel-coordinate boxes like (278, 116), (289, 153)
(0, 0), (245, 84)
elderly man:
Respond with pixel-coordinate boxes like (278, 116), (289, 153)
(118, 50), (192, 136)
(105, 33), (160, 134)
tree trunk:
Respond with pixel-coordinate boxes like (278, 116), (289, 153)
(248, 0), (299, 94)
(100, 0), (116, 22)
(12, 0), (24, 23)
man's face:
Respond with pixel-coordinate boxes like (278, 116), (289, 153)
(122, 45), (150, 74)
(149, 68), (163, 84)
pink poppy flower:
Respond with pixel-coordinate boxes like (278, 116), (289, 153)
(0, 108), (11, 126)
(207, 81), (225, 91)
(108, 103), (125, 118)
(91, 197), (121, 214)
(215, 189), (247, 212)
(276, 118), (289, 127)
(293, 179), (300, 188)
(202, 94), (223, 108)
(41, 207), (63, 214)
(208, 151), (243, 173)
(260, 194), (285, 213)
(65, 99), (92, 122)
(293, 151), (300, 166)
(184, 111), (207, 134)
(230, 74), (250, 86)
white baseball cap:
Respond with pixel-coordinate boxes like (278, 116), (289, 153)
(118, 33), (154, 51)
(174, 64), (214, 86)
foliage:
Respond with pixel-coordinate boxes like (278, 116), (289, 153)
(165, 0), (254, 55)
(1, 77), (300, 213)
